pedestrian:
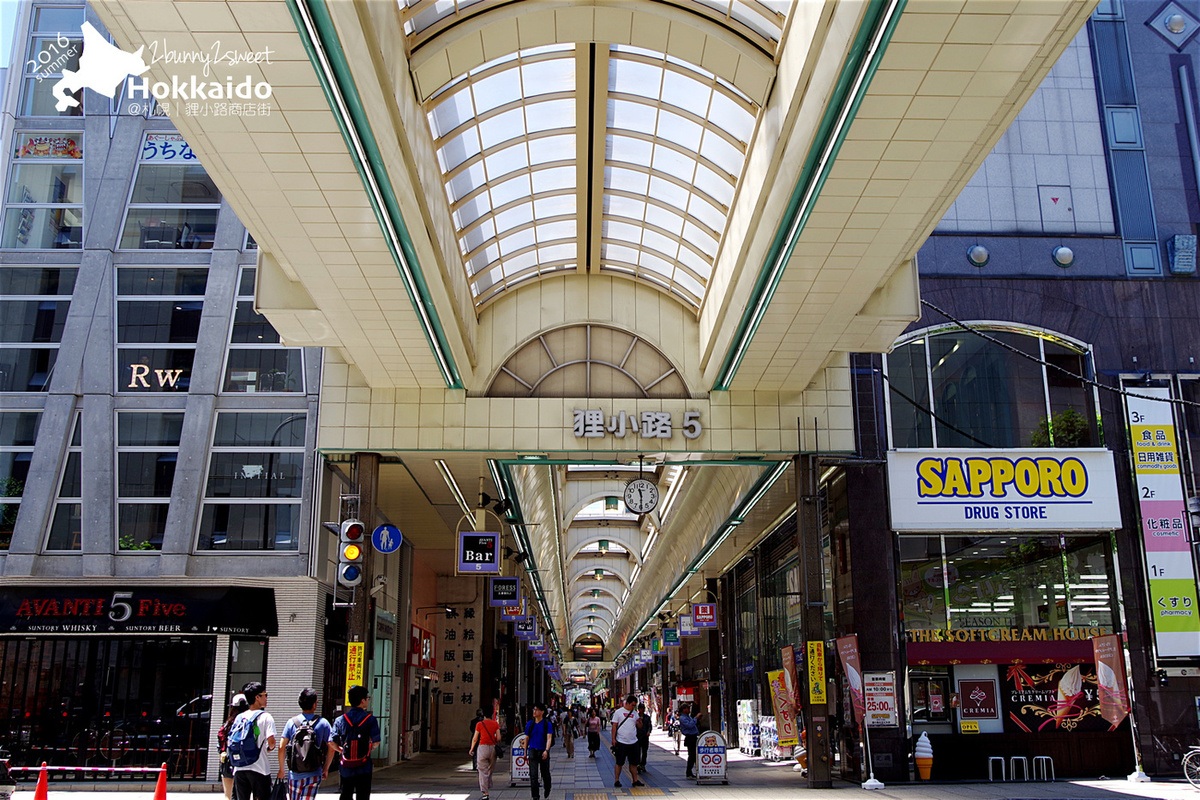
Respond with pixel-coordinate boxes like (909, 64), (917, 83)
(469, 709), (485, 770)
(559, 709), (575, 759)
(469, 708), (502, 800)
(678, 703), (699, 780)
(524, 703), (555, 800)
(610, 695), (643, 788)
(333, 685), (381, 800)
(636, 702), (652, 772)
(228, 683), (277, 800)
(277, 689), (335, 800)
(586, 708), (602, 757)
(218, 694), (249, 800)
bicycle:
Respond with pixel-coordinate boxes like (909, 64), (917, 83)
(1183, 745), (1200, 788)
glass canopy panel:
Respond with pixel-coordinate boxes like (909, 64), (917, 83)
(427, 46), (576, 307)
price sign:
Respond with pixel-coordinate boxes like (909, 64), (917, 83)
(457, 531), (500, 574)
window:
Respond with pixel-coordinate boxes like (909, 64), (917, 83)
(0, 412), (41, 550)
(45, 414), (81, 551)
(228, 639), (269, 697)
(116, 412), (183, 551)
(197, 412), (306, 552)
(908, 668), (951, 724)
(0, 267), (75, 392)
(17, 6), (85, 117)
(223, 267), (303, 393)
(116, 267), (206, 393)
(119, 133), (219, 250)
(884, 326), (1098, 449)
(3, 132), (83, 249)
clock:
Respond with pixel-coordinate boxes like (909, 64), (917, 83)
(624, 478), (659, 514)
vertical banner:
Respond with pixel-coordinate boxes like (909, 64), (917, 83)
(781, 644), (800, 710)
(345, 641), (365, 705)
(1127, 388), (1200, 656)
(806, 641), (827, 704)
(767, 669), (799, 746)
(835, 634), (865, 727)
(1092, 634), (1130, 729)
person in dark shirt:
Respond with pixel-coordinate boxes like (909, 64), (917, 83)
(524, 703), (554, 799)
(635, 703), (652, 772)
(332, 686), (381, 800)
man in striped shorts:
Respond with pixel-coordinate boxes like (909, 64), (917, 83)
(278, 689), (336, 800)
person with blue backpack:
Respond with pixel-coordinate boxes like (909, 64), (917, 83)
(333, 685), (380, 800)
(277, 689), (335, 800)
(227, 683), (277, 800)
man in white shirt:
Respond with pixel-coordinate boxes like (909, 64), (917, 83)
(610, 695), (643, 788)
(231, 682), (277, 800)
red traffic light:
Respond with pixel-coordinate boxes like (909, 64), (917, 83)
(340, 519), (365, 540)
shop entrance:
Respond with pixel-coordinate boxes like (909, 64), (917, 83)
(0, 636), (216, 778)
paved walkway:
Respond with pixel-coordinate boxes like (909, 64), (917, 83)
(13, 728), (1200, 800)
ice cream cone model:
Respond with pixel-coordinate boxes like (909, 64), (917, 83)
(914, 732), (933, 780)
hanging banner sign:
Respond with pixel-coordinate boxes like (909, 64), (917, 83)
(767, 669), (799, 746)
(864, 671), (899, 727)
(1092, 633), (1130, 728)
(835, 634), (864, 726)
(807, 641), (827, 705)
(887, 448), (1122, 531)
(693, 603), (717, 628)
(345, 642), (364, 706)
(652, 639), (666, 653)
(458, 531), (501, 574)
(781, 644), (800, 709)
(489, 577), (520, 607)
(663, 628), (680, 647)
(515, 616), (536, 639)
(680, 614), (699, 636)
(1127, 388), (1200, 657)
(501, 603), (523, 622)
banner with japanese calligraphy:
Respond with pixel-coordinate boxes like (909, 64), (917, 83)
(1127, 388), (1200, 656)
(767, 669), (799, 746)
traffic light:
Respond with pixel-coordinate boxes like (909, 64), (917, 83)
(338, 519), (365, 587)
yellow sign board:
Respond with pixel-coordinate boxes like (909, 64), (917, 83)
(345, 641), (365, 705)
(807, 641), (827, 705)
(960, 720), (979, 734)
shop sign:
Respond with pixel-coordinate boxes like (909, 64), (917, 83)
(0, 586), (277, 635)
(663, 628), (680, 647)
(489, 577), (520, 607)
(960, 720), (979, 734)
(768, 669), (799, 746)
(695, 730), (728, 783)
(835, 635), (864, 725)
(887, 448), (1122, 531)
(457, 531), (500, 574)
(906, 625), (1110, 643)
(958, 679), (999, 719)
(15, 133), (82, 159)
(1092, 634), (1130, 728)
(1127, 389), (1200, 657)
(142, 132), (196, 162)
(680, 614), (699, 636)
(1003, 663), (1108, 733)
(125, 363), (190, 390)
(864, 671), (899, 727)
(572, 409), (702, 440)
(345, 642), (364, 706)
(807, 641), (827, 705)
(677, 687), (695, 703)
(693, 603), (717, 627)
(409, 624), (436, 669)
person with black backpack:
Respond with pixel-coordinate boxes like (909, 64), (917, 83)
(332, 685), (380, 800)
(277, 689), (335, 800)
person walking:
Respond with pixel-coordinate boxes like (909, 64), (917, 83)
(610, 695), (643, 788)
(678, 703), (699, 780)
(524, 703), (555, 800)
(333, 685), (381, 800)
(635, 703), (652, 773)
(559, 709), (575, 759)
(228, 683), (276, 800)
(277, 689), (335, 800)
(469, 708), (502, 800)
(586, 709), (602, 757)
(218, 694), (249, 800)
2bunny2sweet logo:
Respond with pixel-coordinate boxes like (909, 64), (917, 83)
(42, 22), (273, 113)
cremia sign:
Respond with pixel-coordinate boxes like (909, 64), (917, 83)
(887, 449), (1122, 531)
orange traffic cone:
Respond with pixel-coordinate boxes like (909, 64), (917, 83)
(32, 763), (47, 800)
(153, 763), (167, 800)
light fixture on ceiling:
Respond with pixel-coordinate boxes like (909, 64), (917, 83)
(966, 244), (990, 267)
(435, 459), (476, 529)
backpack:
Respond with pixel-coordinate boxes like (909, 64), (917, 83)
(227, 711), (265, 768)
(286, 715), (323, 773)
(340, 713), (374, 765)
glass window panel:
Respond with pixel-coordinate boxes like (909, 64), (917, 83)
(944, 535), (1067, 630)
(527, 134), (573, 165)
(642, 229), (678, 259)
(538, 242), (574, 262)
(533, 194), (574, 219)
(530, 166), (572, 194)
(117, 412), (184, 446)
(449, 166), (487, 208)
(1044, 341), (1096, 446)
(34, 7), (85, 32)
(609, 99), (657, 136)
(899, 536), (947, 629)
(117, 300), (202, 344)
(0, 267), (76, 295)
(1064, 535), (1118, 629)
(610, 60), (663, 100)
(117, 504), (168, 550)
(700, 133), (744, 176)
(0, 412), (41, 446)
(710, 92), (755, 142)
(676, 270), (703, 298)
(484, 142), (529, 180)
(439, 131), (482, 175)
(454, 195), (490, 229)
(462, 218), (496, 254)
(117, 268), (207, 295)
(521, 59), (575, 96)
(683, 220), (717, 254)
(7, 164), (83, 204)
(223, 349), (304, 393)
(19, 78), (81, 116)
(647, 175), (689, 211)
(238, 268), (256, 296)
(689, 196), (725, 233)
(213, 413), (306, 448)
(930, 331), (1044, 447)
(606, 219), (643, 244)
(429, 91), (475, 139)
(0, 502), (16, 550)
(129, 164), (219, 204)
(0, 453), (33, 496)
(245, 232), (257, 250)
(118, 452), (177, 497)
(536, 220), (574, 242)
(472, 69), (522, 115)
(607, 194), (646, 220)
(0, 348), (56, 391)
(498, 228), (536, 256)
(2, 206), (82, 248)
(693, 165), (734, 207)
(656, 111), (703, 151)
(59, 451), (81, 496)
(231, 301), (281, 344)
(70, 415), (80, 446)
(502, 250), (537, 276)
(46, 503), (81, 550)
(120, 208), (219, 249)
(524, 99), (572, 134)
(197, 503), (299, 551)
(887, 340), (933, 448)
(608, 166), (649, 195)
(205, 452), (303, 499)
(610, 135), (653, 166)
(489, 173), (531, 209)
(493, 202), (534, 235)
(118, 348), (194, 392)
(0, 300), (69, 342)
(478, 107), (525, 150)
(646, 204), (685, 236)
(661, 72), (711, 116)
(678, 247), (711, 280)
